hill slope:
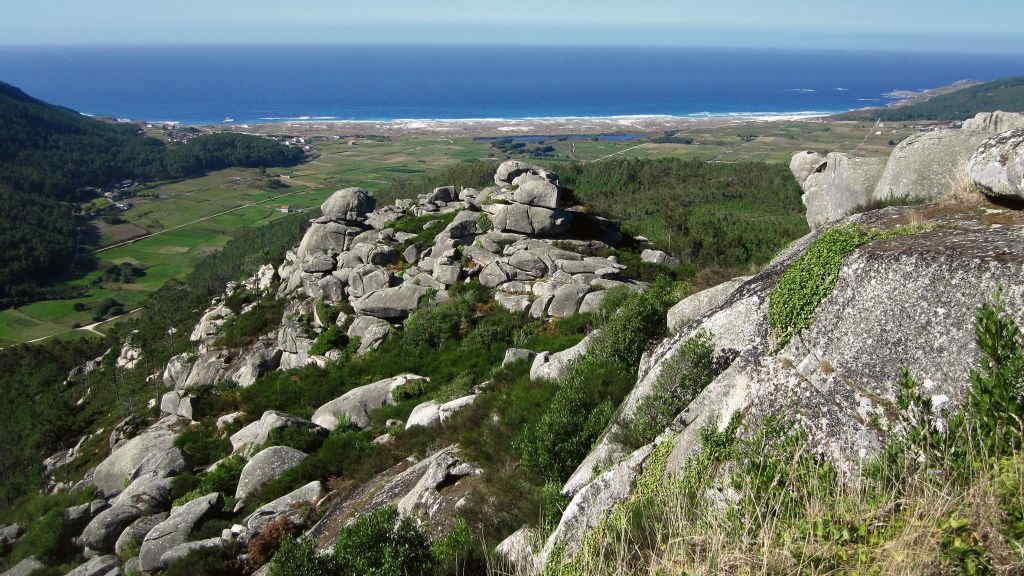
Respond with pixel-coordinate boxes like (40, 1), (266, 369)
(0, 81), (306, 308)
(838, 76), (1024, 122)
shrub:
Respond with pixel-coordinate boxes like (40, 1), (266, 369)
(215, 298), (285, 349)
(173, 456), (245, 507)
(174, 422), (231, 468)
(519, 278), (676, 483)
(271, 537), (339, 576)
(248, 517), (301, 568)
(310, 325), (347, 357)
(430, 518), (480, 576)
(616, 330), (718, 449)
(266, 426), (327, 454)
(334, 507), (432, 576)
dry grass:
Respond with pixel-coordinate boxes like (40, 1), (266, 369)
(543, 432), (1024, 576)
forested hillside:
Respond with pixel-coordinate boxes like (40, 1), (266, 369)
(0, 81), (306, 308)
(838, 76), (1024, 122)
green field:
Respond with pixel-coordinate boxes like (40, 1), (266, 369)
(0, 120), (910, 346)
(0, 137), (494, 346)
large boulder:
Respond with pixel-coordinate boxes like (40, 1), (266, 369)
(346, 315), (392, 355)
(245, 480), (325, 535)
(490, 204), (572, 236)
(181, 350), (230, 390)
(235, 446), (308, 506)
(872, 129), (988, 203)
(494, 160), (534, 186)
(320, 188), (375, 222)
(789, 150), (826, 186)
(667, 276), (750, 333)
(162, 353), (194, 389)
(297, 222), (366, 259)
(968, 129), (1024, 201)
(138, 493), (223, 572)
(158, 537), (226, 566)
(230, 338), (282, 388)
(64, 555), (119, 576)
(962, 110), (1024, 133)
(1, 557), (45, 576)
(114, 513), (167, 558)
(92, 417), (185, 497)
(229, 411), (322, 455)
(797, 152), (886, 229)
(530, 332), (599, 382)
(538, 445), (655, 569)
(80, 477), (172, 551)
(512, 174), (561, 209)
(312, 374), (429, 430)
(352, 284), (431, 319)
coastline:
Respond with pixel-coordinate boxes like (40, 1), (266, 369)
(206, 110), (838, 138)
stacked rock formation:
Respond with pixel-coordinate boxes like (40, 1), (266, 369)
(791, 110), (1024, 229)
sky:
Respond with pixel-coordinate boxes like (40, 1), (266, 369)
(2, 0), (1022, 53)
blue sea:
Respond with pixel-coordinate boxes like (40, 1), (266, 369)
(0, 45), (1020, 125)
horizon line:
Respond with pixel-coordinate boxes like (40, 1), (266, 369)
(1, 41), (1022, 57)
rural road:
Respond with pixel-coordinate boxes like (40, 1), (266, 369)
(95, 183), (320, 255)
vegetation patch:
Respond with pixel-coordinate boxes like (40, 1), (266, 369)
(615, 329), (720, 450)
(768, 223), (922, 347)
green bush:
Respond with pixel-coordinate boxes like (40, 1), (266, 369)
(334, 507), (432, 576)
(519, 278), (676, 483)
(215, 298), (285, 349)
(173, 456), (245, 507)
(310, 325), (347, 357)
(164, 545), (242, 576)
(7, 510), (70, 566)
(616, 330), (718, 449)
(174, 422), (231, 468)
(266, 425), (327, 454)
(271, 537), (339, 576)
(430, 518), (480, 576)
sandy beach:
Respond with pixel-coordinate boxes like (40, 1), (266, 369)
(213, 112), (834, 139)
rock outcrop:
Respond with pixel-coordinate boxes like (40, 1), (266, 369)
(311, 374), (428, 430)
(969, 128), (1024, 201)
(91, 417), (185, 497)
(792, 152), (885, 229)
(138, 493), (223, 572)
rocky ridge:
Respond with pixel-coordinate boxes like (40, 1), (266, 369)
(18, 161), (658, 576)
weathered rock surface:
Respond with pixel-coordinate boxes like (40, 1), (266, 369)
(539, 444), (654, 567)
(92, 417), (185, 497)
(796, 152), (886, 229)
(320, 187), (375, 222)
(352, 284), (431, 319)
(969, 129), (1024, 200)
(158, 537), (226, 567)
(245, 481), (325, 535)
(138, 493), (223, 572)
(667, 276), (750, 333)
(1, 557), (44, 576)
(962, 110), (1024, 133)
(64, 555), (119, 576)
(872, 129), (987, 202)
(530, 332), (599, 382)
(235, 446), (307, 505)
(230, 410), (322, 455)
(312, 374), (428, 430)
(114, 513), (167, 558)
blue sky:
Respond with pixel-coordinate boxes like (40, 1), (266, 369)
(3, 0), (1022, 52)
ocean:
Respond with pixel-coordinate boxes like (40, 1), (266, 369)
(0, 44), (1020, 125)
